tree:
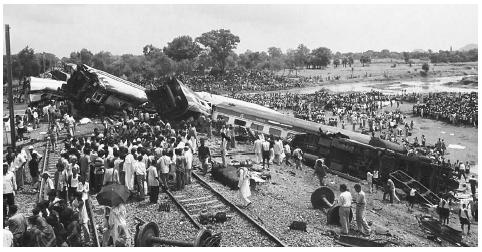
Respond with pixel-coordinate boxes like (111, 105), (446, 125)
(267, 47), (285, 71)
(285, 49), (298, 75)
(267, 47), (283, 58)
(422, 62), (429, 72)
(403, 52), (410, 64)
(310, 47), (332, 68)
(294, 44), (310, 68)
(196, 29), (240, 73)
(16, 46), (41, 81)
(341, 57), (348, 68)
(92, 51), (114, 71)
(348, 56), (354, 67)
(163, 35), (201, 61)
(69, 48), (94, 65)
(333, 58), (340, 68)
(142, 44), (174, 80)
(360, 55), (371, 67)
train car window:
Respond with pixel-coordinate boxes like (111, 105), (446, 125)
(92, 92), (104, 103)
(269, 127), (282, 136)
(251, 123), (264, 131)
(234, 119), (247, 126)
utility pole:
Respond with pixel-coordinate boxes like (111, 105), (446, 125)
(5, 24), (16, 150)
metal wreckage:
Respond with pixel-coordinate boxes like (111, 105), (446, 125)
(32, 64), (459, 200)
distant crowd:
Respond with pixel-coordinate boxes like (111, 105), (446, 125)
(413, 92), (478, 127)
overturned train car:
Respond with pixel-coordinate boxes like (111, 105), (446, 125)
(61, 64), (149, 116)
(145, 77), (211, 121)
(291, 131), (458, 194)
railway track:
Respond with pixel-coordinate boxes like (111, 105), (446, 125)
(163, 171), (287, 247)
(35, 131), (101, 247)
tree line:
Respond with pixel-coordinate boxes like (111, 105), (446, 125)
(3, 28), (478, 84)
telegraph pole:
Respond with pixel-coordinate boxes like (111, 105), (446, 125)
(5, 24), (16, 149)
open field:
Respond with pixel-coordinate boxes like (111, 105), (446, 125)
(277, 62), (478, 84)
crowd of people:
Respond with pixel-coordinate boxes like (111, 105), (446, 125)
(178, 69), (306, 94)
(3, 105), (220, 247)
(412, 92), (478, 127)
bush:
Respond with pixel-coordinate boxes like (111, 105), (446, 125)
(422, 63), (429, 72)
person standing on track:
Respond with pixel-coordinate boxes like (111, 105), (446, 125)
(238, 166), (252, 208)
(146, 159), (160, 203)
(174, 148), (187, 191)
(198, 138), (211, 175)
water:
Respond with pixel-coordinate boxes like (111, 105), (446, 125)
(268, 75), (477, 95)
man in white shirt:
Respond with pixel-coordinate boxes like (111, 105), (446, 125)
(124, 149), (136, 191)
(338, 184), (352, 235)
(366, 171), (373, 193)
(273, 138), (283, 165)
(283, 142), (292, 166)
(253, 135), (263, 164)
(157, 150), (172, 189)
(184, 145), (193, 184)
(372, 170), (379, 191)
(133, 155), (146, 199)
(354, 184), (371, 236)
(10, 149), (27, 190)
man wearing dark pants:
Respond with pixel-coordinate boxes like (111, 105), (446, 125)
(262, 138), (270, 169)
(198, 139), (211, 175)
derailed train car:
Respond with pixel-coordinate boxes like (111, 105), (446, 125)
(291, 131), (458, 194)
(26, 77), (65, 106)
(210, 101), (457, 194)
(61, 64), (150, 116)
(145, 77), (212, 120)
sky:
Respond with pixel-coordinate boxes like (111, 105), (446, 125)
(2, 4), (478, 58)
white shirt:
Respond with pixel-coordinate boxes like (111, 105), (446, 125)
(410, 188), (416, 196)
(158, 156), (171, 174)
(254, 139), (263, 153)
(367, 172), (373, 183)
(262, 141), (270, 151)
(3, 229), (13, 247)
(184, 149), (193, 170)
(339, 191), (353, 207)
(10, 153), (27, 172)
(284, 144), (291, 154)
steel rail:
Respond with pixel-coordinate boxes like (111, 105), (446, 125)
(37, 140), (50, 203)
(191, 172), (287, 247)
(163, 188), (203, 229)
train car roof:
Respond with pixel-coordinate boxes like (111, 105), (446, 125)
(82, 65), (148, 101)
(28, 77), (65, 93)
(215, 102), (372, 145)
(197, 92), (282, 115)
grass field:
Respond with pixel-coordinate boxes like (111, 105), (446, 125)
(277, 61), (478, 82)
